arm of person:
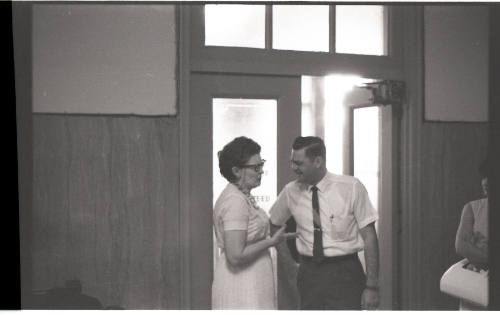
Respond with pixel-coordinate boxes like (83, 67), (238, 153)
(220, 194), (296, 268)
(269, 187), (292, 235)
(351, 180), (380, 309)
(455, 203), (488, 267)
(269, 220), (282, 236)
(224, 225), (291, 268)
(359, 222), (380, 310)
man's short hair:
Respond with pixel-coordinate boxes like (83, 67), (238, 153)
(292, 136), (326, 160)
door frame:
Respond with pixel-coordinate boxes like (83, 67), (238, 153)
(346, 102), (401, 310)
(179, 4), (408, 308)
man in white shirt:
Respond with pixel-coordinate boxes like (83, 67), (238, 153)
(270, 136), (380, 310)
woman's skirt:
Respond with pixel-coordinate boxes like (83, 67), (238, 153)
(212, 249), (276, 310)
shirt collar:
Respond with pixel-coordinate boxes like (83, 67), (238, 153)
(309, 172), (330, 193)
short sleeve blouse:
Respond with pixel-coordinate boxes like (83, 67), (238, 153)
(213, 183), (270, 250)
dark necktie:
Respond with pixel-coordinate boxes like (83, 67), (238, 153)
(311, 186), (324, 262)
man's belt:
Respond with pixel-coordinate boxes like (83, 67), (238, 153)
(300, 253), (358, 263)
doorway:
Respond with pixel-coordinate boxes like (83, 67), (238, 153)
(187, 73), (301, 309)
(346, 84), (400, 310)
(303, 75), (399, 309)
(186, 72), (399, 310)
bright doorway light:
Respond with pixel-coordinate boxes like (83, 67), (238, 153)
(212, 98), (278, 298)
(323, 75), (372, 174)
(353, 106), (380, 212)
(212, 98), (277, 211)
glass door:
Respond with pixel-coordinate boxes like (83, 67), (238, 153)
(345, 86), (399, 310)
(299, 75), (398, 309)
(212, 98), (278, 287)
(188, 73), (301, 309)
(212, 98), (278, 213)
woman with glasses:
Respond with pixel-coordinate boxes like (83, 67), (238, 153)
(212, 136), (296, 309)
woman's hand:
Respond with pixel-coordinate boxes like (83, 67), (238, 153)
(465, 261), (489, 272)
(456, 204), (488, 267)
(270, 225), (298, 246)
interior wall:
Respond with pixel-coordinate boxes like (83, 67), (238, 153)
(32, 4), (177, 115)
(489, 5), (500, 309)
(30, 115), (180, 309)
(424, 6), (489, 122)
(419, 123), (487, 309)
(401, 6), (488, 310)
(15, 3), (182, 309)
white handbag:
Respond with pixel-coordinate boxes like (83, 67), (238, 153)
(440, 258), (488, 307)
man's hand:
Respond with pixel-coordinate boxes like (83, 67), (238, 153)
(361, 287), (379, 310)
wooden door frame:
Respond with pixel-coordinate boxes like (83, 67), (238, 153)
(179, 5), (408, 308)
(346, 103), (401, 310)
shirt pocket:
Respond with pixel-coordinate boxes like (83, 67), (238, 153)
(324, 194), (352, 241)
(328, 215), (351, 241)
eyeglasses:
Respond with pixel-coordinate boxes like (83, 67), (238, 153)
(240, 159), (266, 172)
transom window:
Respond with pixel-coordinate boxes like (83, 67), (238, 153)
(336, 5), (387, 56)
(205, 5), (265, 48)
(204, 4), (388, 56)
(272, 5), (329, 52)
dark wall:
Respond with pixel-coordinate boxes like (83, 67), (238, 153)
(488, 4), (500, 310)
(400, 6), (489, 310)
(419, 123), (487, 309)
(14, 2), (182, 309)
(29, 115), (180, 309)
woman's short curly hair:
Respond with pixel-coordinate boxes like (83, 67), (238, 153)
(218, 136), (261, 182)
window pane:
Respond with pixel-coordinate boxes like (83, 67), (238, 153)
(353, 106), (380, 273)
(213, 98), (278, 291)
(205, 5), (265, 48)
(353, 106), (380, 212)
(301, 76), (315, 136)
(212, 98), (277, 213)
(336, 5), (387, 56)
(273, 5), (329, 52)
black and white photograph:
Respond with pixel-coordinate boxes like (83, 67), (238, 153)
(4, 0), (500, 311)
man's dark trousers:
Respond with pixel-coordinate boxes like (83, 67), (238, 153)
(297, 253), (366, 310)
